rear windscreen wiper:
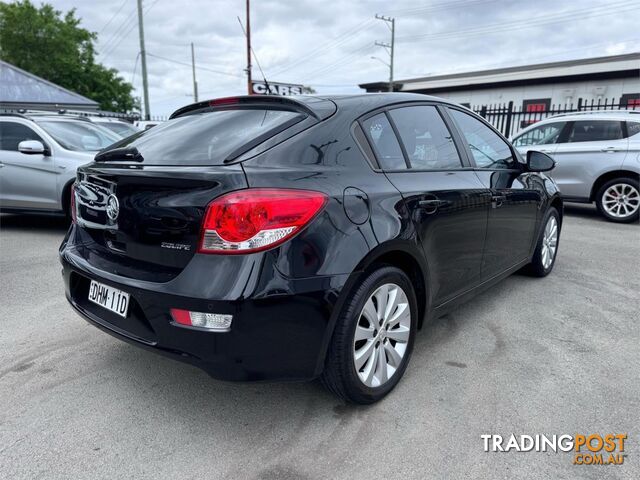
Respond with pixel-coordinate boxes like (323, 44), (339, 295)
(95, 147), (144, 162)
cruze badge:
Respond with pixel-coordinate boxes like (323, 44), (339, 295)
(106, 194), (120, 222)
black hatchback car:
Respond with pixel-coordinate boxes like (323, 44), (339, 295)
(60, 93), (562, 404)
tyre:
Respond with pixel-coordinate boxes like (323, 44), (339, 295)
(321, 266), (418, 404)
(526, 207), (560, 277)
(595, 177), (640, 223)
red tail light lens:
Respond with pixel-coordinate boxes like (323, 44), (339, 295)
(199, 188), (328, 254)
(70, 183), (77, 223)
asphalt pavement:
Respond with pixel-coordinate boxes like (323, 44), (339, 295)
(0, 204), (638, 479)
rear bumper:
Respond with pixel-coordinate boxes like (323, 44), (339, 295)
(60, 241), (350, 382)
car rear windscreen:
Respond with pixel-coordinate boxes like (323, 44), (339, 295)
(102, 108), (305, 165)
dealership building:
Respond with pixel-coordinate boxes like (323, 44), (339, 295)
(359, 53), (640, 111)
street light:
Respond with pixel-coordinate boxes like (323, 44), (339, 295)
(371, 56), (390, 68)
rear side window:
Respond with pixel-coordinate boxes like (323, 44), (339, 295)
(626, 122), (640, 137)
(361, 113), (406, 170)
(567, 121), (623, 143)
(104, 109), (304, 165)
(0, 122), (44, 151)
(388, 106), (462, 170)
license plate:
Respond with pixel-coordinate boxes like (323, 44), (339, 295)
(88, 280), (130, 318)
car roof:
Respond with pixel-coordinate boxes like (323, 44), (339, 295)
(542, 110), (640, 122)
(311, 92), (461, 112)
(171, 93), (462, 121)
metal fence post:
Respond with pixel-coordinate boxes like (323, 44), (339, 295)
(504, 101), (513, 137)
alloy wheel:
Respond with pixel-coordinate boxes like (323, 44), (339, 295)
(541, 215), (558, 270)
(353, 283), (411, 388)
(602, 183), (640, 219)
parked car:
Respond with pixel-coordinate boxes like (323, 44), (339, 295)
(60, 94), (562, 404)
(87, 117), (140, 138)
(512, 111), (640, 223)
(0, 113), (121, 216)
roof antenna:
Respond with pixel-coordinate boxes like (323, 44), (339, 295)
(237, 16), (271, 94)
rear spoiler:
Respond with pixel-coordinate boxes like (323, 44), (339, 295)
(169, 95), (336, 121)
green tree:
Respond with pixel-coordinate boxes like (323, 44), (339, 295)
(0, 0), (139, 112)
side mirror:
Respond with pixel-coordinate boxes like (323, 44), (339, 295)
(18, 140), (47, 155)
(526, 150), (555, 172)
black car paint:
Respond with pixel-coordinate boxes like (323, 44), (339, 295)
(60, 93), (561, 382)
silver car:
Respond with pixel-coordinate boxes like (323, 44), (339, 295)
(0, 114), (120, 216)
(512, 111), (640, 223)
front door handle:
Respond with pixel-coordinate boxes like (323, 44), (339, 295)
(491, 194), (506, 208)
(0, 162), (4, 168)
(600, 147), (619, 153)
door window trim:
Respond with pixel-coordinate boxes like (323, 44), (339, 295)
(353, 101), (475, 173)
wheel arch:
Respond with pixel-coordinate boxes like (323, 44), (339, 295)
(550, 194), (563, 228)
(313, 240), (430, 377)
(60, 178), (75, 216)
(590, 170), (639, 201)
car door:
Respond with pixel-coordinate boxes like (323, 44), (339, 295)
(552, 120), (628, 200)
(0, 120), (58, 210)
(512, 121), (567, 157)
(446, 107), (542, 280)
(360, 104), (491, 306)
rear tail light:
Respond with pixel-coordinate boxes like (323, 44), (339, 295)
(170, 308), (233, 331)
(199, 188), (328, 254)
(70, 183), (77, 223)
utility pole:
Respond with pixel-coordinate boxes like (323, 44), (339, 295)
(137, 0), (151, 119)
(245, 0), (252, 95)
(191, 42), (198, 102)
(375, 14), (395, 92)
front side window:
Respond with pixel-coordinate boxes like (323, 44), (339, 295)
(388, 106), (462, 170)
(448, 108), (515, 169)
(361, 113), (406, 170)
(513, 122), (565, 147)
(37, 120), (120, 151)
(0, 122), (44, 151)
(567, 121), (623, 143)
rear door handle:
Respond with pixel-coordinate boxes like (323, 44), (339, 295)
(491, 194), (506, 208)
(600, 147), (619, 153)
(0, 162), (5, 168)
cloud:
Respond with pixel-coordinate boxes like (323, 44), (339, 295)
(41, 0), (639, 116)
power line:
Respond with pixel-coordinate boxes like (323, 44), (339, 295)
(100, 0), (162, 62)
(98, 0), (129, 34)
(267, 19), (376, 77)
(397, 0), (638, 42)
(146, 52), (244, 78)
(131, 51), (140, 85)
(99, 5), (138, 57)
(383, 0), (500, 16)
(301, 43), (374, 82)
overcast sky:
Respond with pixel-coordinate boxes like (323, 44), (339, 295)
(40, 0), (640, 116)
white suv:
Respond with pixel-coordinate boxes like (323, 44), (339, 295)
(512, 111), (640, 223)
